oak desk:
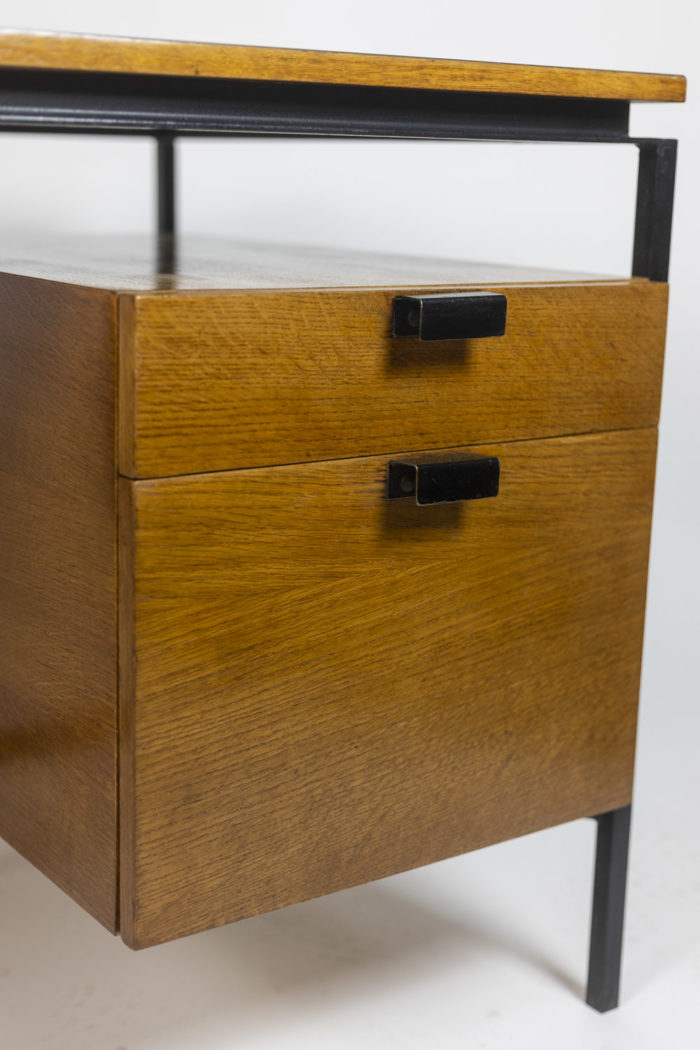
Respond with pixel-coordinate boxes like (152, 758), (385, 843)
(0, 31), (685, 1013)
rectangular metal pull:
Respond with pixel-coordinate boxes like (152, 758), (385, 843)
(392, 291), (507, 341)
(387, 453), (500, 505)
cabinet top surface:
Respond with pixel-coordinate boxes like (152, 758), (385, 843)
(0, 236), (637, 293)
(0, 30), (686, 102)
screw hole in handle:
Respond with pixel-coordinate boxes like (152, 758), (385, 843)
(387, 454), (500, 506)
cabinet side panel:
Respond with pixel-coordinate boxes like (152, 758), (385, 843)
(0, 274), (118, 930)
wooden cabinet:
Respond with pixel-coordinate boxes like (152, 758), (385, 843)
(0, 30), (685, 1013)
(0, 242), (663, 946)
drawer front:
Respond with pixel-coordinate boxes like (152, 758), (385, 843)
(119, 428), (656, 948)
(119, 281), (667, 478)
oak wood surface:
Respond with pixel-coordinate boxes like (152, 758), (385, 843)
(0, 275), (118, 930)
(0, 30), (686, 102)
(121, 279), (667, 478)
(0, 235), (628, 292)
(120, 427), (656, 948)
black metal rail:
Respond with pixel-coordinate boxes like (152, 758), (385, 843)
(0, 67), (631, 140)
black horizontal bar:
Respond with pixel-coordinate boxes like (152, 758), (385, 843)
(0, 68), (630, 142)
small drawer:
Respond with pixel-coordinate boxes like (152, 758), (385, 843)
(118, 426), (656, 947)
(119, 280), (667, 479)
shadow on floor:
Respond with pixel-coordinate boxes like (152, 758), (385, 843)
(0, 834), (586, 1050)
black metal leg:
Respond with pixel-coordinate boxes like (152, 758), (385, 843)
(156, 133), (177, 273)
(632, 139), (677, 282)
(586, 804), (632, 1012)
(156, 133), (176, 236)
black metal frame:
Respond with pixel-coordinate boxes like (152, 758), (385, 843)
(0, 68), (632, 140)
(0, 65), (676, 1010)
(0, 67), (677, 280)
(151, 132), (679, 282)
(633, 139), (677, 282)
(586, 805), (632, 1012)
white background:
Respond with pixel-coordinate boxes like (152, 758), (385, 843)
(0, 3), (698, 1048)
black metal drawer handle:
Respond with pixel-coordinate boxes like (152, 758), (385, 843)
(392, 291), (507, 341)
(387, 454), (500, 505)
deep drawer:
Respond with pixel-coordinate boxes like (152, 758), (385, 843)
(119, 280), (667, 478)
(119, 427), (656, 947)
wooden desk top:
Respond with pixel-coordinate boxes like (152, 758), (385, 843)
(0, 235), (633, 293)
(0, 30), (686, 103)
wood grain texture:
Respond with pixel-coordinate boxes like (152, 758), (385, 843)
(0, 235), (628, 292)
(121, 280), (667, 478)
(0, 31), (686, 102)
(119, 428), (657, 948)
(0, 274), (118, 930)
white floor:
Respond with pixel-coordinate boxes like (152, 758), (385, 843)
(1, 514), (699, 1050)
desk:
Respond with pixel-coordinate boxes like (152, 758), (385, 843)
(0, 30), (685, 1013)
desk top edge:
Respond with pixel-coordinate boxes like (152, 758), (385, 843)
(0, 30), (686, 103)
(0, 234), (645, 293)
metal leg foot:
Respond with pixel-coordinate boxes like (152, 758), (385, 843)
(586, 804), (632, 1012)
